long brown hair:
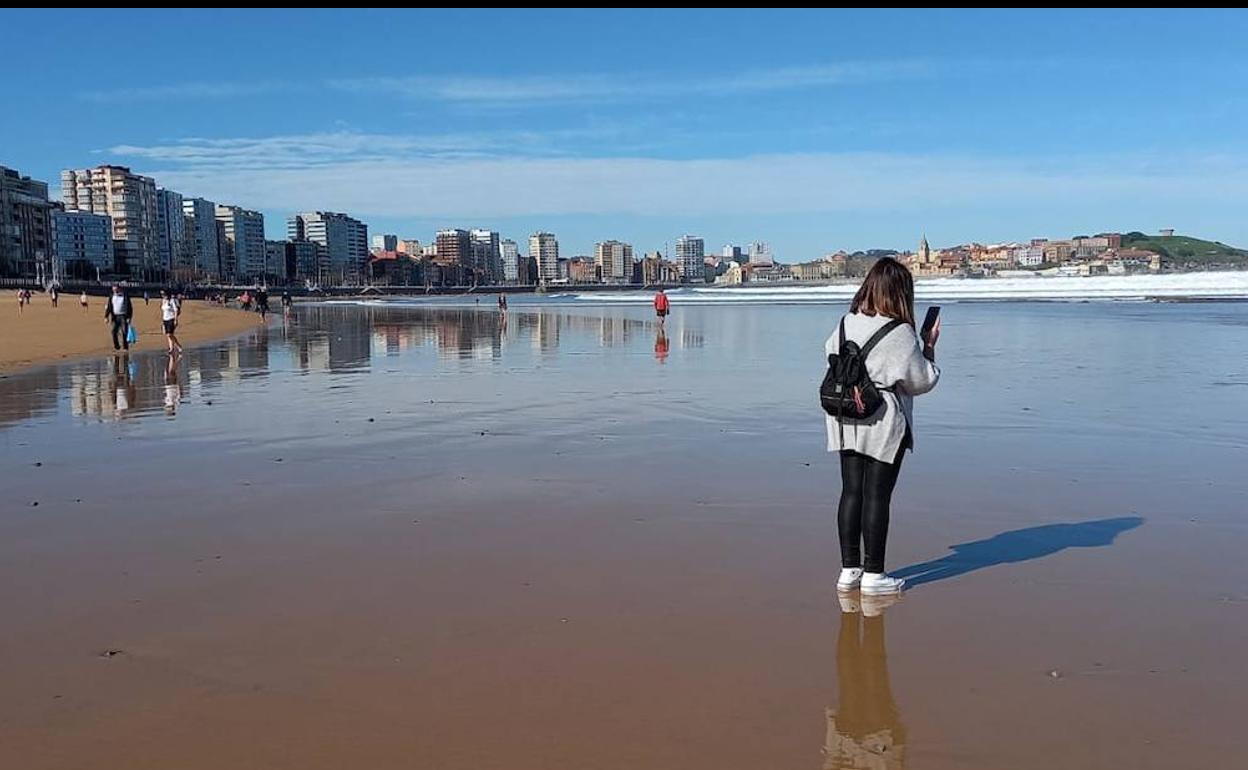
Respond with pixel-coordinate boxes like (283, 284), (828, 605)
(850, 257), (916, 326)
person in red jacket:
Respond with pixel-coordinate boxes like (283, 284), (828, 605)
(654, 289), (670, 328)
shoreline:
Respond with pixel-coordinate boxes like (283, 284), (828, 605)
(0, 300), (266, 376)
(6, 267), (1247, 300)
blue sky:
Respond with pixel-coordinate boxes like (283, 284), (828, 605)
(5, 9), (1248, 260)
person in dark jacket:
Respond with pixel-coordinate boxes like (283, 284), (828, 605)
(104, 284), (134, 351)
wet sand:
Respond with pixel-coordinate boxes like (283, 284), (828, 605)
(0, 297), (262, 374)
(1, 302), (1246, 769)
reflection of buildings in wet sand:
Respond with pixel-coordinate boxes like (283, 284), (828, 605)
(61, 343), (258, 421)
(234, 330), (270, 374)
(376, 326), (405, 356)
(598, 314), (645, 347)
(326, 309), (372, 372)
(292, 306), (373, 372)
(182, 339), (251, 392)
(69, 366), (108, 419)
(291, 331), (331, 372)
(301, 305), (701, 360)
(528, 311), (560, 354)
(0, 368), (60, 428)
(68, 357), (140, 420)
(823, 606), (906, 770)
(431, 310), (503, 360)
(4, 304), (715, 431)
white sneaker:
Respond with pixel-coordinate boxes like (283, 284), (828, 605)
(860, 572), (906, 595)
(836, 568), (863, 592)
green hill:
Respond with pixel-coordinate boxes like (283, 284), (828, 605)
(1121, 232), (1248, 269)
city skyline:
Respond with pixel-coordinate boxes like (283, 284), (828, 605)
(5, 10), (1248, 260)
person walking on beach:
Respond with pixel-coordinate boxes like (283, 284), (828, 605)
(281, 289), (293, 317)
(160, 289), (183, 354)
(825, 257), (940, 596)
(79, 291), (89, 311)
(104, 284), (134, 352)
(256, 287), (270, 321)
(49, 286), (58, 308)
(143, 290), (150, 306)
(654, 289), (670, 328)
(16, 289), (25, 313)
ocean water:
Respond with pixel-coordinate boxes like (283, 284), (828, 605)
(321, 271), (1248, 309)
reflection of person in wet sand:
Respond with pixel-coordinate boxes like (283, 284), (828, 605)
(824, 595), (906, 770)
(109, 354), (137, 418)
(163, 354), (181, 415)
(654, 327), (669, 363)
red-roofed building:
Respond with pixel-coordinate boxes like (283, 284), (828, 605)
(368, 249), (421, 285)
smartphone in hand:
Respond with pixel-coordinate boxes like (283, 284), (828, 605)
(920, 306), (941, 344)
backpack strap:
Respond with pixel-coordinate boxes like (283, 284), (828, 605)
(837, 317), (847, 349)
(859, 319), (905, 358)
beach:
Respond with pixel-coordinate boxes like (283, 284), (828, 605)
(1, 300), (1246, 769)
(0, 297), (262, 375)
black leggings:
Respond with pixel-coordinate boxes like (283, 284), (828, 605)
(838, 448), (904, 573)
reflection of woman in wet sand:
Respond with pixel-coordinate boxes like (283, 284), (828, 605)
(163, 353), (182, 415)
(824, 596), (906, 770)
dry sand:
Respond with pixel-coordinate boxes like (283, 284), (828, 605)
(0, 296), (262, 374)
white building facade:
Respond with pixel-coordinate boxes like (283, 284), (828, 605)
(61, 165), (158, 277)
(500, 238), (520, 282)
(289, 212), (369, 284)
(216, 205), (267, 282)
(594, 240), (634, 283)
(675, 234), (705, 282)
(530, 231), (559, 284)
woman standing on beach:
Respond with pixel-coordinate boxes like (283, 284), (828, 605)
(160, 289), (183, 354)
(826, 257), (940, 595)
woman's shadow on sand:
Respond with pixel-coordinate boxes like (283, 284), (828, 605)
(893, 515), (1144, 589)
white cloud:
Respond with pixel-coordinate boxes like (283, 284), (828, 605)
(104, 128), (632, 171)
(79, 61), (930, 104)
(327, 61), (932, 104)
(128, 148), (1248, 220)
(79, 80), (292, 103)
(107, 132), (509, 169)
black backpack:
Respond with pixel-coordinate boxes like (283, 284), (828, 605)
(820, 318), (904, 420)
